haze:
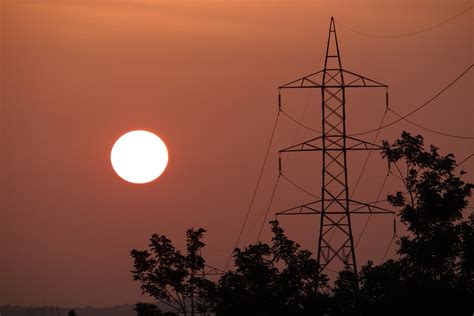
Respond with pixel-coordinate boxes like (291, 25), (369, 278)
(1, 0), (472, 307)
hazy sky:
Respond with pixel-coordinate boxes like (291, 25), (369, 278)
(1, 0), (473, 307)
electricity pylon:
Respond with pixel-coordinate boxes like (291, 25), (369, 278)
(277, 17), (393, 277)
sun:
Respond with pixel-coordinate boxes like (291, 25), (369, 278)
(111, 130), (169, 184)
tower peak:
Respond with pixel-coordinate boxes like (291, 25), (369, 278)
(324, 17), (342, 71)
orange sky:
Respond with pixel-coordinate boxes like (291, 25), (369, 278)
(1, 0), (473, 307)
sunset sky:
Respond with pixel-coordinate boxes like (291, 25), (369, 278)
(1, 0), (473, 307)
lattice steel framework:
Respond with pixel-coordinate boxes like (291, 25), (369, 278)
(277, 17), (393, 276)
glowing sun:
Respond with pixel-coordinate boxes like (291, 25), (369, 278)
(111, 130), (169, 184)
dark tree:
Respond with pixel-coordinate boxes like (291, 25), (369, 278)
(67, 310), (77, 316)
(331, 267), (360, 315)
(329, 132), (473, 315)
(134, 303), (177, 316)
(382, 132), (473, 281)
(129, 132), (473, 315)
(134, 303), (161, 316)
(458, 213), (474, 294)
(357, 259), (404, 316)
(131, 228), (214, 315)
(353, 131), (474, 315)
(215, 220), (330, 315)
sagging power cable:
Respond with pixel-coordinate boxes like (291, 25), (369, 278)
(338, 6), (472, 39)
(225, 109), (281, 270)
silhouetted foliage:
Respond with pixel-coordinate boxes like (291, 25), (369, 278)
(383, 132), (472, 278)
(131, 228), (214, 315)
(331, 267), (360, 315)
(134, 303), (159, 316)
(459, 213), (474, 293)
(360, 132), (473, 315)
(68, 309), (77, 316)
(327, 132), (473, 315)
(214, 220), (330, 315)
(131, 221), (331, 315)
(134, 303), (176, 316)
(131, 132), (473, 315)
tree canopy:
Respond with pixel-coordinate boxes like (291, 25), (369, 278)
(131, 228), (214, 315)
(67, 310), (77, 316)
(131, 132), (473, 315)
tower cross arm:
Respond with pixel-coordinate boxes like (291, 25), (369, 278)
(280, 136), (383, 153)
(279, 136), (324, 153)
(276, 199), (394, 216)
(349, 200), (395, 214)
(345, 136), (384, 150)
(279, 70), (325, 89)
(341, 69), (388, 88)
(278, 68), (387, 89)
(276, 200), (323, 216)
(203, 264), (226, 276)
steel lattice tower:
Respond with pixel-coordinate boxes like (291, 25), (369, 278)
(277, 17), (393, 276)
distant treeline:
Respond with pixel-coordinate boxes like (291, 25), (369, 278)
(0, 305), (134, 316)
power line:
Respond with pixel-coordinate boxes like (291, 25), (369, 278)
(458, 154), (473, 167)
(281, 109), (322, 134)
(380, 235), (396, 263)
(282, 171), (405, 205)
(338, 6), (473, 38)
(251, 92), (315, 244)
(364, 191), (409, 205)
(280, 65), (472, 137)
(355, 173), (390, 249)
(350, 64), (473, 137)
(256, 175), (281, 242)
(389, 108), (474, 140)
(251, 45), (327, 245)
(225, 111), (280, 270)
(281, 173), (320, 199)
(351, 108), (388, 199)
(370, 64), (472, 122)
(278, 42), (327, 136)
(243, 92), (316, 244)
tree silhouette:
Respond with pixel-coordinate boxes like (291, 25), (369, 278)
(130, 132), (473, 315)
(67, 310), (77, 316)
(328, 132), (473, 315)
(331, 266), (360, 315)
(351, 131), (474, 315)
(134, 303), (177, 316)
(382, 132), (472, 281)
(131, 228), (214, 315)
(215, 220), (330, 315)
(458, 213), (474, 294)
